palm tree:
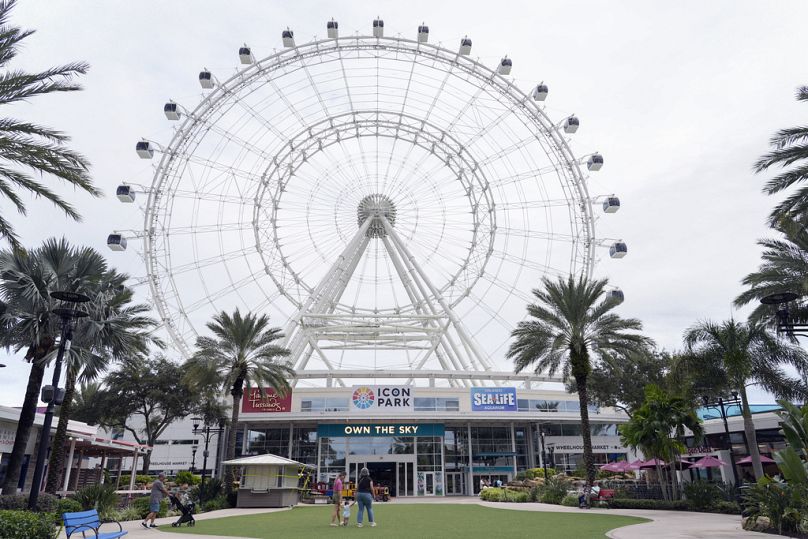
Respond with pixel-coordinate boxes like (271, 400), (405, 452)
(184, 309), (294, 493)
(0, 0), (99, 248)
(682, 319), (808, 480)
(619, 385), (703, 500)
(755, 86), (808, 225)
(44, 274), (161, 493)
(735, 217), (808, 322)
(507, 275), (652, 491)
(0, 238), (107, 494)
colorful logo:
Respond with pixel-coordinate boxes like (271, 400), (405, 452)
(352, 386), (375, 409)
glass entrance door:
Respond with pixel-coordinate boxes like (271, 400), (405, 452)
(445, 472), (465, 495)
(397, 462), (413, 497)
(418, 472), (437, 496)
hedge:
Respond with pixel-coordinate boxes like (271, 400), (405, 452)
(0, 510), (58, 539)
(132, 496), (169, 519)
(0, 493), (59, 513)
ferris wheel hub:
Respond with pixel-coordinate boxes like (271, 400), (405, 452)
(357, 193), (397, 238)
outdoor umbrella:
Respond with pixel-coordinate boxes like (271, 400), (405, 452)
(629, 459), (644, 469)
(664, 459), (694, 471)
(601, 461), (633, 473)
(736, 455), (776, 465)
(639, 458), (666, 469)
(691, 456), (727, 469)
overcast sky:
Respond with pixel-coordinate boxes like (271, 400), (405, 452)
(2, 0), (808, 406)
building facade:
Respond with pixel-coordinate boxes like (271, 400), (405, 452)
(234, 385), (634, 496)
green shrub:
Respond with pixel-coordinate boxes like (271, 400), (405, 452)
(529, 486), (541, 502)
(0, 510), (58, 539)
(515, 467), (559, 480)
(608, 498), (691, 511)
(0, 493), (59, 513)
(713, 501), (741, 514)
(561, 494), (580, 507)
(132, 496), (169, 519)
(683, 481), (721, 511)
(174, 471), (200, 486)
(539, 475), (570, 505)
(479, 487), (505, 502)
(73, 484), (119, 519)
(119, 506), (143, 521)
(56, 497), (83, 516)
(191, 477), (223, 503)
(201, 495), (227, 512)
(742, 477), (803, 536)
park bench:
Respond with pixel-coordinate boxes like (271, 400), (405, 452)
(591, 488), (616, 502)
(63, 509), (127, 539)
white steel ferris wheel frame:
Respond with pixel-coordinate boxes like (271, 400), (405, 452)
(140, 34), (598, 386)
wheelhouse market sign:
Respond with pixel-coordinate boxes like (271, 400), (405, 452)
(317, 423), (445, 437)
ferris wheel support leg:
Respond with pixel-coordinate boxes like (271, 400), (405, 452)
(381, 233), (474, 385)
(382, 217), (495, 375)
(381, 236), (466, 387)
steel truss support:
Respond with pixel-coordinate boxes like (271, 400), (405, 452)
(285, 215), (494, 386)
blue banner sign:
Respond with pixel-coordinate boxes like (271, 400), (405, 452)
(471, 387), (518, 411)
(317, 423), (445, 437)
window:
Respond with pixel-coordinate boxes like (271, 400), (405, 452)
(300, 398), (349, 412)
(414, 397), (460, 411)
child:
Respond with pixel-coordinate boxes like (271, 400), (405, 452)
(341, 499), (354, 526)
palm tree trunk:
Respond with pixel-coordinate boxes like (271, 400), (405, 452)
(1, 360), (46, 495)
(739, 387), (764, 479)
(45, 366), (78, 493)
(655, 461), (669, 501)
(224, 390), (242, 494)
(141, 450), (151, 474)
(574, 371), (595, 490)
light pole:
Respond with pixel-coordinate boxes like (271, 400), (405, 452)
(538, 425), (548, 479)
(191, 416), (226, 502)
(701, 393), (742, 486)
(760, 292), (808, 337)
(28, 291), (90, 510)
(190, 445), (198, 473)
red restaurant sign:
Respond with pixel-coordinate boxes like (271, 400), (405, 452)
(242, 388), (292, 413)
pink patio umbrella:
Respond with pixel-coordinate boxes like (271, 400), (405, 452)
(629, 459), (644, 469)
(664, 459), (694, 471)
(691, 455), (727, 469)
(639, 458), (666, 469)
(736, 455), (776, 465)
(600, 461), (634, 473)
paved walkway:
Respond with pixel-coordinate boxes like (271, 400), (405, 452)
(66, 497), (778, 539)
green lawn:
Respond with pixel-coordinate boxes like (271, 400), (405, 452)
(163, 504), (648, 539)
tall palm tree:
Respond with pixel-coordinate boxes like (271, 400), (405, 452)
(735, 217), (808, 323)
(184, 309), (294, 493)
(755, 86), (808, 225)
(507, 275), (652, 491)
(45, 274), (161, 493)
(0, 0), (99, 248)
(682, 319), (808, 479)
(0, 238), (107, 494)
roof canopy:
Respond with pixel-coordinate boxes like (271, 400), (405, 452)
(222, 453), (311, 467)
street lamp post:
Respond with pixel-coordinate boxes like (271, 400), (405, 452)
(760, 292), (808, 337)
(538, 425), (548, 479)
(190, 445), (198, 473)
(191, 416), (226, 502)
(28, 291), (90, 510)
(701, 393), (742, 486)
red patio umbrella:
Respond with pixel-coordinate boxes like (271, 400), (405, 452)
(601, 461), (634, 473)
(691, 455), (727, 469)
(736, 455), (776, 465)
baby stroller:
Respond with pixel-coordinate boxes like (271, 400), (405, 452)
(169, 494), (196, 527)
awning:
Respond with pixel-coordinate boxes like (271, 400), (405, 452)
(223, 453), (312, 467)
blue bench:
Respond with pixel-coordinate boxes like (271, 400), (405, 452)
(63, 509), (127, 539)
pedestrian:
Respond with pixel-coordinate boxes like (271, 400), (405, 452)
(141, 472), (170, 529)
(330, 471), (346, 527)
(341, 499), (355, 526)
(355, 467), (376, 528)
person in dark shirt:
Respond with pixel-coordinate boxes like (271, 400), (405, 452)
(355, 467), (376, 527)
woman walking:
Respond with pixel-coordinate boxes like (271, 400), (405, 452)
(355, 467), (376, 528)
(330, 472), (346, 527)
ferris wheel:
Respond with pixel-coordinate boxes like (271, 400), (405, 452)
(109, 19), (626, 387)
